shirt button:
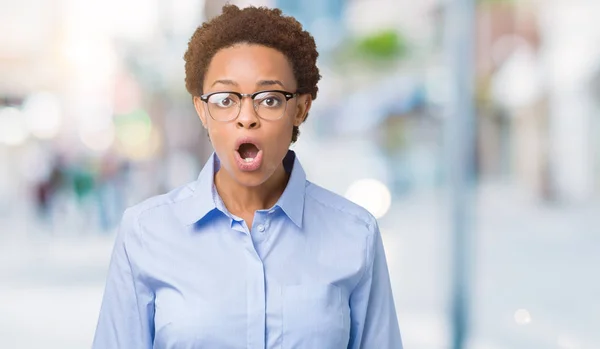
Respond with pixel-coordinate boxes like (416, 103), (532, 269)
(257, 224), (265, 232)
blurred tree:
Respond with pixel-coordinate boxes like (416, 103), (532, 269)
(332, 29), (410, 73)
(355, 30), (408, 61)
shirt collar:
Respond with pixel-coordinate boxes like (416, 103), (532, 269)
(177, 150), (306, 227)
(173, 152), (218, 226)
(275, 150), (306, 228)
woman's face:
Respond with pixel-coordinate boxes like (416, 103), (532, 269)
(193, 44), (311, 188)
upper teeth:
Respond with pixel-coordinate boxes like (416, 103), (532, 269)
(243, 158), (254, 162)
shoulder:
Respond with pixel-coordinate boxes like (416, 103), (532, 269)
(120, 181), (197, 228)
(304, 181), (378, 231)
(304, 181), (381, 275)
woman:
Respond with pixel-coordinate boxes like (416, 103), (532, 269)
(93, 5), (402, 349)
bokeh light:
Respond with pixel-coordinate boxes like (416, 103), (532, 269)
(115, 109), (152, 148)
(345, 178), (392, 219)
(514, 309), (532, 325)
(79, 123), (116, 153)
(114, 109), (159, 160)
(22, 92), (63, 140)
(0, 107), (29, 146)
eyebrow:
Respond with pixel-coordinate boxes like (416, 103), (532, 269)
(210, 79), (286, 89)
(256, 80), (286, 89)
(211, 79), (238, 88)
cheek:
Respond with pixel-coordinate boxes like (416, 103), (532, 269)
(265, 121), (294, 162)
(277, 116), (295, 139)
(278, 122), (293, 138)
(207, 122), (224, 141)
(206, 126), (228, 154)
(267, 125), (292, 150)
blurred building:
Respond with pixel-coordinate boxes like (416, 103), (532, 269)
(476, 0), (600, 202)
(2, 1), (600, 349)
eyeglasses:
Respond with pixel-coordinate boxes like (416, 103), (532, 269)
(199, 90), (298, 122)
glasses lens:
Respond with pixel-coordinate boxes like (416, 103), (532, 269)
(207, 93), (241, 121)
(254, 91), (287, 120)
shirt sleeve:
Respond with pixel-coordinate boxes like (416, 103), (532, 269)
(92, 208), (155, 349)
(347, 220), (403, 349)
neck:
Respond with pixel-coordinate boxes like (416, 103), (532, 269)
(215, 163), (289, 215)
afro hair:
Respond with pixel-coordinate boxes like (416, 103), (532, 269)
(184, 4), (321, 142)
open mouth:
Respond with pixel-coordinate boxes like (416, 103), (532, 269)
(237, 143), (260, 162)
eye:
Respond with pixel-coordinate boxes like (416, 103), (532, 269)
(208, 93), (238, 108)
(255, 92), (283, 108)
(218, 98), (232, 107)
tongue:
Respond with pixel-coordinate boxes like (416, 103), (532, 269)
(239, 143), (259, 159)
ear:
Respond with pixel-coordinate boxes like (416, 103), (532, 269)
(193, 96), (208, 129)
(293, 94), (312, 127)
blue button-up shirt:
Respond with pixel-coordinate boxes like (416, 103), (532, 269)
(93, 150), (402, 349)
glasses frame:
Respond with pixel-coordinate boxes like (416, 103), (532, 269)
(199, 89), (299, 122)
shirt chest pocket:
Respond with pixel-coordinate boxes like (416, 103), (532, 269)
(282, 283), (350, 349)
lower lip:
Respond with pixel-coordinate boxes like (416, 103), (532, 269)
(234, 149), (263, 172)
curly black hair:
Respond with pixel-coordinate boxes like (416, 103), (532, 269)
(184, 4), (321, 143)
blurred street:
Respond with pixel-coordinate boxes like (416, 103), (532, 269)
(3, 0), (600, 348)
(2, 181), (598, 349)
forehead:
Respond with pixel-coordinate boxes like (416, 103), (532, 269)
(204, 44), (296, 90)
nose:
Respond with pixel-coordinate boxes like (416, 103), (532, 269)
(236, 97), (260, 129)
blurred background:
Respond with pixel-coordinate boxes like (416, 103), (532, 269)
(1, 0), (599, 348)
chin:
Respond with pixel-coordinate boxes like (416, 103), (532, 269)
(218, 159), (268, 187)
(232, 170), (270, 188)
